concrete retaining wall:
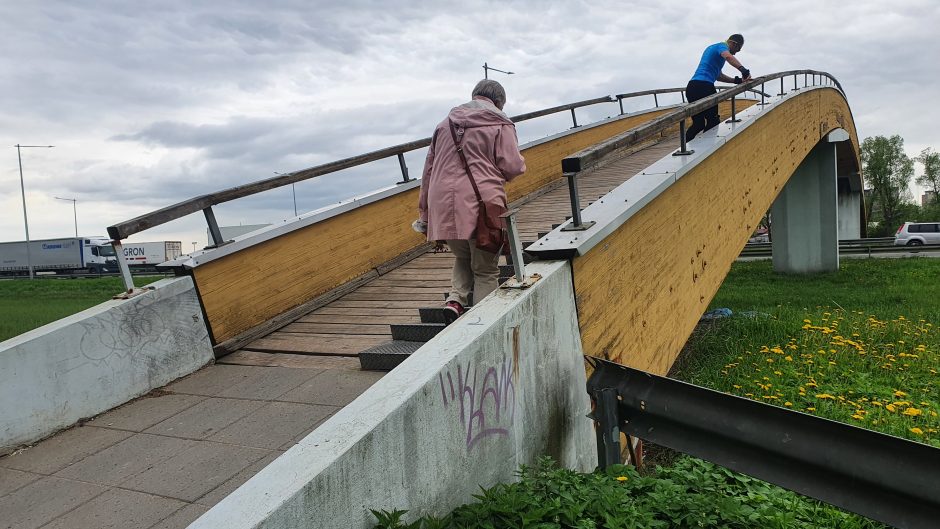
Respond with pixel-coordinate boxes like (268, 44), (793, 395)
(0, 276), (214, 453)
(189, 260), (594, 529)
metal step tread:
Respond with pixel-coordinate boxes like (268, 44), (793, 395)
(359, 340), (425, 371)
(390, 322), (447, 342)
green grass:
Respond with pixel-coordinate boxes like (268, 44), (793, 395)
(674, 257), (940, 446)
(372, 457), (883, 529)
(371, 257), (940, 528)
(0, 276), (165, 342)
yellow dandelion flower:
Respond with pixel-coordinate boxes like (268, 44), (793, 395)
(806, 407), (816, 412)
(616, 476), (629, 482)
(851, 414), (865, 420)
(894, 390), (907, 397)
(886, 404), (897, 413)
(785, 356), (793, 362)
(910, 427), (924, 435)
(903, 408), (923, 417)
(784, 402), (793, 407)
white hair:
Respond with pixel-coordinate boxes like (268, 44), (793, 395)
(471, 79), (507, 109)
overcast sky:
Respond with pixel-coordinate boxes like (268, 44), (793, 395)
(2, 0), (938, 249)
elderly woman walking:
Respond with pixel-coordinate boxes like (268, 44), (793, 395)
(416, 80), (526, 322)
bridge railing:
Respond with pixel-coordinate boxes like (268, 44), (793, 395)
(104, 84), (758, 293)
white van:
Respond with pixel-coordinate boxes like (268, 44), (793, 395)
(894, 222), (940, 246)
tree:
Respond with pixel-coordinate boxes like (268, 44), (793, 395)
(915, 147), (940, 202)
(861, 135), (914, 233)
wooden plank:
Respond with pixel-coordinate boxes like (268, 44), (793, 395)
(245, 333), (389, 355)
(572, 89), (857, 376)
(279, 322), (393, 335)
(296, 314), (421, 325)
(218, 350), (365, 370)
(311, 307), (423, 316)
(342, 291), (445, 301)
(329, 299), (441, 309)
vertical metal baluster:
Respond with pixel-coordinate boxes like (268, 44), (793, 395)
(726, 93), (740, 123)
(794, 74), (798, 91)
(570, 108), (579, 128)
(204, 206), (224, 247)
(780, 76), (784, 96)
(681, 91), (686, 103)
(654, 93), (659, 107)
(396, 153), (410, 184)
(673, 120), (695, 156)
(111, 240), (135, 294)
(761, 82), (765, 106)
(503, 210), (525, 282)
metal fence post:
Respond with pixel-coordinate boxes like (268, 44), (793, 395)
(726, 93), (741, 123)
(593, 388), (622, 470)
(673, 120), (695, 156)
(780, 76), (784, 96)
(618, 97), (624, 115)
(761, 82), (766, 105)
(110, 240), (136, 294)
(204, 206), (224, 247)
(503, 210), (526, 282)
(560, 172), (595, 231)
(570, 108), (579, 128)
(396, 153), (411, 184)
(653, 93), (659, 107)
(794, 74), (798, 91)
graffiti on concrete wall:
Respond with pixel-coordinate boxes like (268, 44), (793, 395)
(439, 355), (517, 451)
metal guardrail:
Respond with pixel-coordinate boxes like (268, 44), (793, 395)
(586, 357), (940, 529)
(740, 239), (940, 257)
(559, 70), (843, 231)
(104, 85), (758, 293)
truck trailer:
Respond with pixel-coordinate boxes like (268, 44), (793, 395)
(120, 241), (183, 266)
(0, 237), (117, 276)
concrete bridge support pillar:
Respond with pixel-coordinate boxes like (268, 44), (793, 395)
(770, 137), (839, 273)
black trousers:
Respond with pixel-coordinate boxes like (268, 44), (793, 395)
(685, 80), (719, 141)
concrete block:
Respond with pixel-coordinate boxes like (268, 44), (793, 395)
(54, 433), (198, 485)
(0, 476), (107, 529)
(119, 442), (272, 502)
(277, 368), (385, 406)
(92, 393), (205, 432)
(0, 426), (130, 475)
(194, 451), (283, 507)
(208, 402), (337, 450)
(149, 503), (209, 529)
(190, 260), (593, 529)
(0, 276), (214, 453)
(143, 398), (265, 440)
(0, 467), (40, 497)
(39, 488), (186, 529)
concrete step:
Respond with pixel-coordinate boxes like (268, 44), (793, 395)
(359, 340), (424, 371)
(390, 322), (447, 342)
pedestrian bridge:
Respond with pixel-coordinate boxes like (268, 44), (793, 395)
(0, 71), (863, 529)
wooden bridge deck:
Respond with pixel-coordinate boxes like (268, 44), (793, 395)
(228, 137), (678, 363)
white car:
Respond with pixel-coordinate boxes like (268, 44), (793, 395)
(894, 222), (940, 246)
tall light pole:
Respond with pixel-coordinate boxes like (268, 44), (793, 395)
(482, 62), (514, 79)
(54, 196), (78, 236)
(15, 144), (55, 280)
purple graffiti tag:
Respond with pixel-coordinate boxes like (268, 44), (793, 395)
(439, 356), (517, 451)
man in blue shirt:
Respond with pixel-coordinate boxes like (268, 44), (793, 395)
(686, 34), (752, 141)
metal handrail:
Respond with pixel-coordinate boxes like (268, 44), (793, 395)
(106, 87), (710, 243)
(562, 70), (842, 175)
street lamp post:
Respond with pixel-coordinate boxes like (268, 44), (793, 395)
(54, 196), (78, 237)
(482, 62), (514, 79)
(15, 144), (55, 280)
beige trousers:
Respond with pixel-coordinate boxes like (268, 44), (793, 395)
(445, 239), (499, 307)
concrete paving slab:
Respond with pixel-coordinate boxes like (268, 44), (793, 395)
(148, 503), (209, 529)
(54, 433), (199, 485)
(0, 467), (41, 497)
(0, 426), (131, 475)
(208, 401), (337, 450)
(215, 366), (324, 401)
(39, 488), (186, 529)
(91, 393), (206, 432)
(219, 350), (362, 370)
(119, 442), (273, 502)
(194, 451), (282, 507)
(163, 364), (263, 397)
(143, 398), (265, 440)
(0, 476), (107, 529)
(278, 368), (384, 406)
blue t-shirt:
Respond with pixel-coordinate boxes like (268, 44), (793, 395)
(690, 42), (729, 83)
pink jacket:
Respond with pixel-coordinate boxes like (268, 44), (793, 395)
(418, 96), (526, 241)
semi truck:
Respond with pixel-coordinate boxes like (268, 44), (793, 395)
(120, 241), (183, 266)
(0, 237), (118, 276)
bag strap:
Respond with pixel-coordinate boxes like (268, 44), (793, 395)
(448, 119), (485, 204)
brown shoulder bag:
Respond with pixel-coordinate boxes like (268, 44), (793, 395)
(447, 119), (507, 254)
